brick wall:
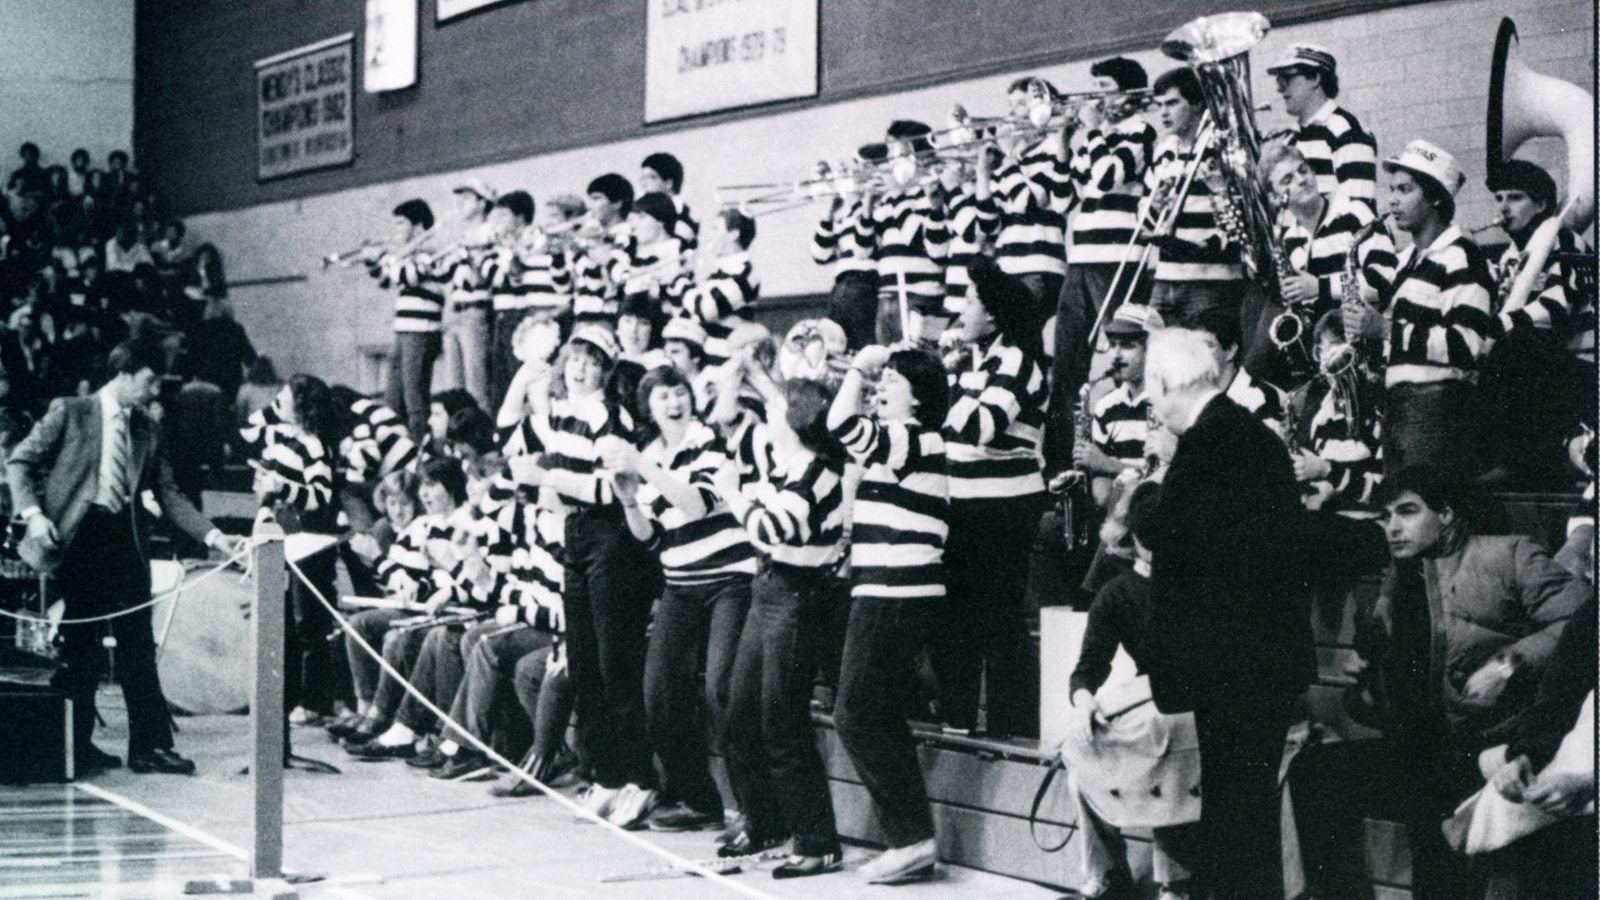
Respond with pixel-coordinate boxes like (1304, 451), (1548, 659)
(179, 0), (1594, 386)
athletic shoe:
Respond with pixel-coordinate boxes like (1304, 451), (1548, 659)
(858, 838), (938, 884)
(288, 706), (327, 727)
(714, 813), (747, 847)
(432, 752), (494, 781)
(772, 851), (842, 880)
(606, 784), (658, 829)
(575, 783), (621, 821)
(717, 830), (788, 859)
(646, 802), (723, 832)
(345, 740), (415, 761)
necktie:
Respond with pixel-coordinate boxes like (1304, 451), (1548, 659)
(106, 407), (130, 511)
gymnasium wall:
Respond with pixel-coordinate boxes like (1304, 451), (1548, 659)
(0, 0), (134, 175)
(146, 0), (1594, 387)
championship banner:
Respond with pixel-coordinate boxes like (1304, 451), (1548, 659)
(255, 34), (356, 181)
(645, 0), (819, 123)
(364, 0), (418, 93)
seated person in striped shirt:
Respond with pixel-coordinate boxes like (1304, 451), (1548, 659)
(1187, 307), (1287, 440)
(826, 345), (951, 885)
(639, 152), (699, 250)
(1143, 68), (1247, 327)
(682, 207), (760, 369)
(710, 378), (847, 878)
(1379, 140), (1495, 479)
(1266, 44), (1378, 210)
(1478, 159), (1598, 490)
(660, 315), (706, 387)
(601, 365), (757, 833)
(1077, 303), (1156, 504)
(1288, 313), (1383, 514)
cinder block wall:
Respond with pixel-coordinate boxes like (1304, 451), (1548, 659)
(180, 0), (1593, 386)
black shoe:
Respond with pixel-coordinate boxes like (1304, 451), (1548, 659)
(324, 712), (365, 740)
(405, 747), (448, 769)
(717, 830), (788, 859)
(772, 851), (842, 879)
(431, 752), (493, 781)
(128, 748), (196, 775)
(75, 744), (122, 773)
(345, 740), (415, 761)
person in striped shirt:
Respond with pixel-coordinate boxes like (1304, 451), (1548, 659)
(509, 325), (664, 828)
(435, 180), (496, 411)
(1289, 313), (1383, 513)
(1079, 304), (1156, 501)
(1259, 140), (1399, 384)
(1050, 56), (1157, 472)
(993, 78), (1072, 310)
(826, 345), (950, 883)
(600, 365), (757, 833)
(1379, 140), (1495, 479)
(1188, 307), (1287, 439)
(860, 120), (951, 345)
(640, 152), (699, 250)
(1478, 159), (1597, 489)
(814, 144), (886, 350)
(1143, 67), (1247, 327)
(610, 191), (692, 318)
(368, 198), (443, 442)
(937, 153), (999, 320)
(710, 378), (846, 878)
(935, 257), (1048, 738)
(571, 173), (634, 323)
(682, 208), (760, 369)
(479, 190), (549, 406)
(1266, 45), (1378, 210)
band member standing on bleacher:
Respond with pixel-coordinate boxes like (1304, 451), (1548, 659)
(368, 198), (444, 442)
(858, 120), (950, 345)
(813, 145), (885, 351)
(639, 152), (699, 251)
(1267, 45), (1378, 209)
(1379, 140), (1496, 480)
(436, 179), (496, 411)
(9, 339), (246, 775)
(992, 79), (1072, 312)
(1050, 57), (1156, 472)
(1143, 68), (1247, 326)
(572, 173), (635, 325)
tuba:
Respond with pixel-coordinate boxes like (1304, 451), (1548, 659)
(1486, 17), (1596, 317)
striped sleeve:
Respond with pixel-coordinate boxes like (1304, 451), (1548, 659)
(685, 256), (759, 324)
(946, 345), (1031, 446)
(1387, 233), (1496, 379)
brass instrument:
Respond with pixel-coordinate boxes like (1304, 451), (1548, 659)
(322, 239), (383, 269)
(1486, 17), (1596, 318)
(1468, 218), (1507, 236)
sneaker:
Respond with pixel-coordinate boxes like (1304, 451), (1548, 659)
(859, 838), (938, 884)
(717, 830), (788, 859)
(431, 752), (494, 781)
(606, 784), (659, 829)
(646, 802), (723, 832)
(345, 740), (415, 761)
(288, 707), (327, 727)
(575, 783), (621, 821)
(714, 813), (748, 847)
(405, 746), (448, 769)
(1064, 874), (1113, 899)
(490, 769), (540, 798)
(772, 851), (843, 880)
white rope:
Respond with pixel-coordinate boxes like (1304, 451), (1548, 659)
(285, 556), (783, 900)
(0, 540), (261, 625)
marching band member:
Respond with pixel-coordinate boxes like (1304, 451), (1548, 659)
(610, 191), (692, 317)
(1486, 160), (1594, 345)
(993, 78), (1073, 310)
(1266, 45), (1378, 209)
(367, 198), (445, 442)
(1078, 304), (1157, 499)
(1143, 67), (1247, 327)
(857, 121), (951, 345)
(480, 190), (547, 405)
(935, 258), (1048, 739)
(1188, 307), (1287, 439)
(1288, 313), (1383, 513)
(1380, 140), (1495, 479)
(1051, 56), (1157, 471)
(813, 145), (884, 350)
(939, 153), (999, 318)
(436, 179), (497, 410)
(640, 152), (699, 250)
(572, 173), (635, 323)
(682, 208), (760, 368)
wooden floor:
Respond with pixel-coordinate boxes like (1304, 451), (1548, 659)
(0, 689), (1063, 900)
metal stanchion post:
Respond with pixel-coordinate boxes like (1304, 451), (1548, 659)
(251, 525), (286, 882)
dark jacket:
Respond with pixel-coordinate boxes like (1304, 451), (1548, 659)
(6, 393), (215, 573)
(1145, 394), (1324, 712)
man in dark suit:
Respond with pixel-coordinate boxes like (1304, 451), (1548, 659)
(1140, 325), (1319, 899)
(8, 339), (245, 775)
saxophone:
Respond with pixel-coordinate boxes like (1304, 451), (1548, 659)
(1325, 216), (1387, 378)
(1055, 382), (1095, 550)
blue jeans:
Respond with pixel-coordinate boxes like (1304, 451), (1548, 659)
(644, 576), (751, 815)
(385, 331), (440, 442)
(724, 561), (841, 856)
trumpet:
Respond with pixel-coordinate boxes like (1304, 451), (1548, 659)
(716, 159), (889, 217)
(322, 239), (383, 269)
(1468, 218), (1507, 235)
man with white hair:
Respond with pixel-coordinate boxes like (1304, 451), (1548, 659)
(1139, 326), (1313, 899)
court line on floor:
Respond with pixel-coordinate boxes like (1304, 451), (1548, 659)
(72, 783), (249, 861)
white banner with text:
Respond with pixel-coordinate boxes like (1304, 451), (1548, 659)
(645, 0), (818, 123)
(255, 34), (355, 180)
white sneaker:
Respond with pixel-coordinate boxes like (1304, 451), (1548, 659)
(576, 784), (621, 821)
(858, 838), (938, 884)
(1156, 886), (1189, 900)
(1073, 874), (1112, 898)
(606, 784), (659, 829)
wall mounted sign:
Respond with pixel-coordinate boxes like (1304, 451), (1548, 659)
(255, 34), (356, 180)
(645, 0), (819, 123)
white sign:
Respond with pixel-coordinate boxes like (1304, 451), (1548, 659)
(645, 0), (818, 123)
(364, 0), (417, 92)
(255, 35), (356, 181)
(437, 0), (520, 22)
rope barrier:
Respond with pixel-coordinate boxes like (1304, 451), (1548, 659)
(284, 555), (784, 900)
(0, 539), (261, 625)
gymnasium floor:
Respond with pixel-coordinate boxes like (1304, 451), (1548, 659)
(0, 691), (1062, 899)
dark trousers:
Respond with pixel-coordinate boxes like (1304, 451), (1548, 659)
(1048, 263), (1147, 472)
(395, 618), (481, 734)
(1290, 737), (1478, 900)
(52, 507), (170, 755)
(1150, 278), (1245, 327)
(385, 331), (441, 443)
(931, 493), (1045, 737)
(1485, 814), (1599, 900)
(644, 576), (751, 816)
(286, 545), (338, 716)
(725, 561), (841, 857)
(564, 508), (658, 789)
(825, 272), (878, 352)
(1479, 326), (1596, 489)
(513, 642), (576, 768)
(369, 621), (433, 722)
(834, 596), (935, 848)
(445, 624), (551, 750)
(1385, 380), (1478, 481)
(1190, 691), (1298, 900)
(346, 608), (405, 703)
(1017, 271), (1065, 318)
(489, 307), (531, 409)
